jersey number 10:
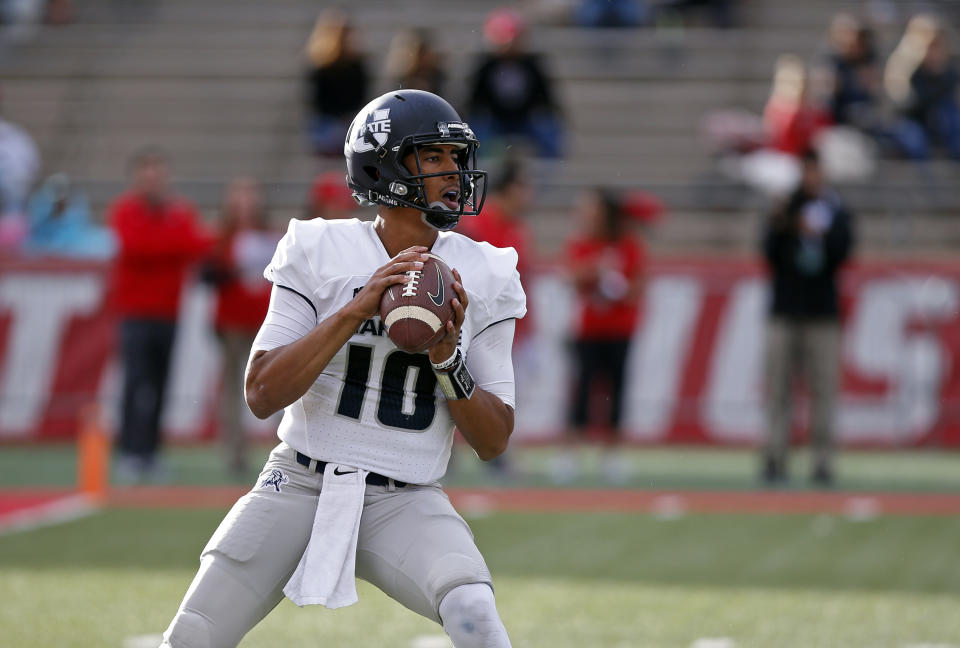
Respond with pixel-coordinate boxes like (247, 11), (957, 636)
(336, 343), (438, 431)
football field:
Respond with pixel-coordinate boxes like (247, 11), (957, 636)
(2, 446), (959, 647)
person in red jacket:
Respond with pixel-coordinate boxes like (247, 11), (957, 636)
(455, 158), (535, 478)
(456, 158), (534, 341)
(305, 170), (356, 221)
(763, 54), (832, 156)
(108, 148), (213, 481)
(205, 177), (281, 479)
(559, 187), (646, 484)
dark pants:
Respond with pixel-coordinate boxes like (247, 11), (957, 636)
(217, 329), (255, 474)
(469, 112), (564, 158)
(569, 338), (631, 437)
(118, 318), (177, 461)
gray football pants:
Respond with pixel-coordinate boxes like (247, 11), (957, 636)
(763, 317), (841, 469)
(162, 442), (493, 648)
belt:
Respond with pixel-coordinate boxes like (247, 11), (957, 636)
(295, 451), (407, 488)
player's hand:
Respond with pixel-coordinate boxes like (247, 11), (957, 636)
(345, 247), (430, 321)
(429, 268), (467, 364)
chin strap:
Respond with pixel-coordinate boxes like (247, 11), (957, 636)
(421, 208), (461, 231)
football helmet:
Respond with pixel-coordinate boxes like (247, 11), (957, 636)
(344, 89), (487, 230)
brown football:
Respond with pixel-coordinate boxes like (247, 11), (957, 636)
(379, 253), (456, 353)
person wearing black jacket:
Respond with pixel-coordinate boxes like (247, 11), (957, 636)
(761, 150), (854, 487)
(303, 10), (369, 157)
(466, 8), (563, 158)
(903, 31), (960, 159)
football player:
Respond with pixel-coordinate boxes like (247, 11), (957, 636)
(160, 90), (524, 647)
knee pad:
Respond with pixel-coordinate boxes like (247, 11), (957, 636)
(439, 583), (511, 648)
(161, 608), (212, 648)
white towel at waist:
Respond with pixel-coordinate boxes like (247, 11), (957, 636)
(283, 463), (368, 608)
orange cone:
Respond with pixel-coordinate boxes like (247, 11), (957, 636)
(77, 403), (110, 502)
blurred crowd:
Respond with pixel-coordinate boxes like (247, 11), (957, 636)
(705, 9), (960, 194)
(0, 1), (954, 486)
(0, 0), (70, 27)
(303, 6), (564, 160)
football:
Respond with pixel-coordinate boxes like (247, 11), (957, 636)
(379, 253), (456, 353)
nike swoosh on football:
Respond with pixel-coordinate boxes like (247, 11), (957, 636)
(428, 264), (444, 307)
(333, 467), (358, 476)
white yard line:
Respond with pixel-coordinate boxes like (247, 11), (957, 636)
(409, 635), (452, 648)
(0, 493), (99, 536)
(691, 638), (736, 648)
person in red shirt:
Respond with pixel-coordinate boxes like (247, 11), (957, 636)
(763, 54), (832, 156)
(205, 177), (281, 479)
(455, 159), (534, 478)
(561, 187), (646, 483)
(108, 148), (213, 481)
(456, 158), (534, 339)
(305, 170), (356, 221)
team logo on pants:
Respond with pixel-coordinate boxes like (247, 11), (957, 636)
(259, 469), (289, 492)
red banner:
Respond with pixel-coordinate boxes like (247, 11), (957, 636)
(1, 256), (959, 446)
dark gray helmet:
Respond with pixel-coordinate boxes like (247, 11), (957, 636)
(344, 89), (487, 230)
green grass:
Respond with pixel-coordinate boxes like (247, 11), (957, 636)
(3, 444), (959, 645)
(3, 570), (959, 648)
(3, 444), (960, 492)
(2, 509), (960, 647)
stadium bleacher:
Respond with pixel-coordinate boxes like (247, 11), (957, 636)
(0, 0), (957, 254)
(3, 9), (960, 646)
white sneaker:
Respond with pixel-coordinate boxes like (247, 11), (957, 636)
(114, 454), (145, 485)
(140, 456), (173, 484)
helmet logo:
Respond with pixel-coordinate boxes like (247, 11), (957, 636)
(352, 108), (391, 153)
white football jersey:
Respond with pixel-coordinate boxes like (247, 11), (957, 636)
(261, 217), (526, 484)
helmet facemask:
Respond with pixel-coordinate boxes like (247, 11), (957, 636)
(345, 91), (489, 230)
(353, 121), (487, 231)
(402, 132), (487, 230)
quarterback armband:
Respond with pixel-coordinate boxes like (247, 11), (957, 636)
(431, 349), (476, 400)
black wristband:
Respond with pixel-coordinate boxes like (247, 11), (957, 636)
(432, 349), (476, 400)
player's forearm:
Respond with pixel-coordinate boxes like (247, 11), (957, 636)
(245, 308), (365, 419)
(448, 392), (513, 461)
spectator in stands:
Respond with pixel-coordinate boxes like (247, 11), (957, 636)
(707, 46), (878, 195)
(764, 54), (832, 157)
(575, 0), (647, 28)
(466, 7), (564, 158)
(44, 0), (74, 25)
(558, 187), (646, 484)
(712, 54), (835, 196)
(304, 9), (369, 157)
(821, 13), (883, 134)
(0, 0), (44, 29)
(0, 89), (40, 250)
(204, 177), (280, 479)
(760, 150), (854, 488)
(108, 148), (213, 482)
(23, 173), (116, 259)
(305, 170), (357, 220)
(656, 0), (736, 29)
(383, 28), (445, 95)
(884, 14), (960, 160)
